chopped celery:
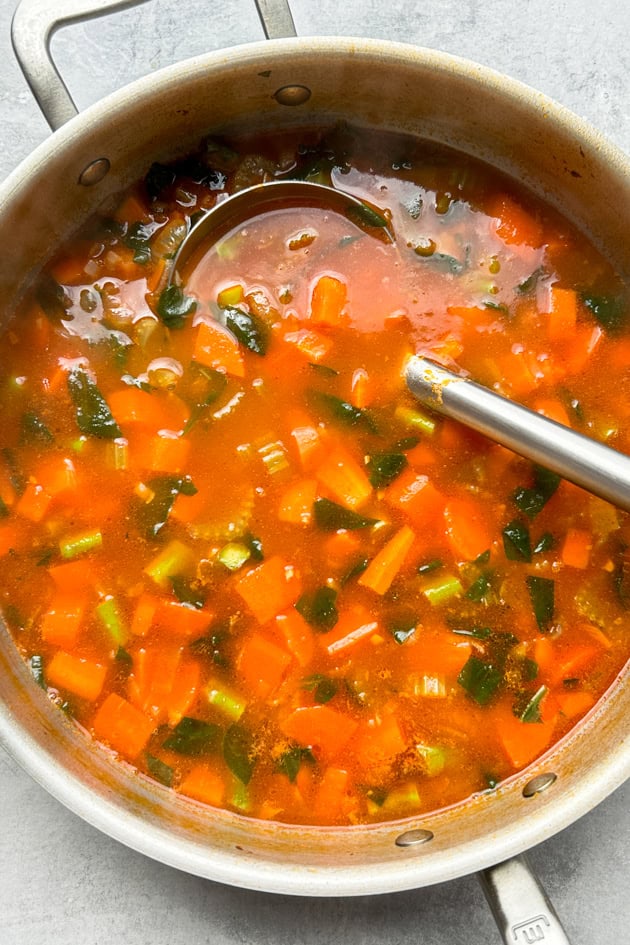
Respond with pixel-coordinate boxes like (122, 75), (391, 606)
(421, 572), (463, 606)
(96, 596), (127, 646)
(416, 743), (448, 776)
(382, 781), (421, 812)
(207, 680), (247, 721)
(108, 437), (128, 471)
(59, 527), (103, 560)
(394, 404), (436, 436)
(231, 779), (251, 813)
(258, 438), (290, 476)
(411, 674), (447, 698)
(144, 539), (196, 588)
(217, 542), (251, 572)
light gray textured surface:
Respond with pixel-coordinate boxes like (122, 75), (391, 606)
(0, 1), (629, 943)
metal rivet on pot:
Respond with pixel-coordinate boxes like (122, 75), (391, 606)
(395, 828), (434, 847)
(273, 85), (311, 106)
(522, 772), (557, 798)
(78, 158), (111, 187)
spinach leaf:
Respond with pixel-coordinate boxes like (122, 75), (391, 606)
(145, 162), (177, 199)
(296, 587), (339, 631)
(513, 684), (548, 723)
(465, 572), (492, 602)
(582, 293), (627, 333)
(68, 369), (122, 439)
(513, 465), (560, 519)
(526, 576), (555, 631)
(502, 520), (531, 562)
(136, 475), (197, 539)
(313, 497), (377, 531)
(388, 615), (417, 645)
(533, 532), (554, 554)
(20, 412), (53, 444)
(223, 306), (269, 355)
(146, 754), (174, 787)
(367, 452), (407, 488)
(223, 723), (255, 784)
(163, 717), (222, 755)
(157, 285), (197, 329)
(458, 656), (503, 705)
(308, 390), (377, 432)
(276, 745), (315, 782)
(451, 625), (492, 640)
(302, 673), (339, 704)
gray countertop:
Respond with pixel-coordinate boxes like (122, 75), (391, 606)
(0, 1), (629, 942)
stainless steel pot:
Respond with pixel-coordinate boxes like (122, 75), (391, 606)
(1, 2), (629, 942)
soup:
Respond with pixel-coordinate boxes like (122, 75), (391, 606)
(1, 126), (629, 825)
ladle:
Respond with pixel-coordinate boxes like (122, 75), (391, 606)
(171, 177), (630, 513)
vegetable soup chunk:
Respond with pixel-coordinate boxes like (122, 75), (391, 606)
(1, 125), (629, 826)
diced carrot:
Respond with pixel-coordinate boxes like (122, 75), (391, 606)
(130, 593), (158, 637)
(278, 478), (318, 525)
(384, 469), (444, 529)
(109, 388), (189, 434)
(47, 651), (107, 702)
(15, 456), (77, 523)
(48, 559), (95, 594)
(288, 412), (325, 470)
(275, 609), (315, 667)
(128, 644), (200, 725)
(494, 349), (538, 397)
(234, 556), (302, 625)
(315, 446), (372, 510)
(281, 705), (358, 760)
(283, 328), (333, 362)
(358, 525), (416, 595)
(564, 325), (603, 375)
(560, 528), (592, 569)
(494, 699), (556, 769)
(179, 765), (224, 807)
(405, 442), (438, 468)
(550, 643), (604, 686)
(534, 397), (572, 428)
(114, 192), (149, 225)
(16, 482), (52, 523)
(192, 319), (245, 378)
(350, 368), (373, 409)
(533, 638), (554, 676)
(354, 708), (407, 766)
(142, 431), (191, 474)
(237, 632), (292, 699)
(321, 604), (379, 656)
(312, 767), (351, 821)
(0, 523), (20, 557)
(309, 274), (348, 326)
(92, 692), (155, 759)
(407, 629), (472, 677)
(545, 287), (577, 342)
(322, 530), (362, 570)
(40, 593), (87, 648)
(488, 194), (543, 247)
(444, 496), (493, 562)
(152, 599), (214, 639)
(556, 690), (596, 719)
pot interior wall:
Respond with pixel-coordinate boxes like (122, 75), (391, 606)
(0, 38), (629, 894)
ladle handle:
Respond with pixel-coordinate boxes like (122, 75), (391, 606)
(479, 855), (572, 945)
(407, 355), (630, 511)
(254, 0), (297, 38)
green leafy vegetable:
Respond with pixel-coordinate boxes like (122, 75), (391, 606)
(223, 306), (269, 355)
(296, 587), (339, 631)
(581, 293), (627, 333)
(367, 452), (407, 488)
(347, 200), (390, 230)
(20, 412), (53, 444)
(67, 369), (122, 439)
(163, 717), (222, 755)
(451, 625), (492, 640)
(465, 573), (492, 602)
(458, 656), (503, 705)
(513, 466), (560, 519)
(526, 576), (555, 631)
(157, 285), (197, 329)
(146, 754), (174, 787)
(513, 685), (548, 723)
(223, 723), (256, 784)
(388, 616), (417, 645)
(302, 673), (339, 703)
(170, 575), (207, 609)
(145, 162), (177, 199)
(308, 390), (377, 432)
(136, 475), (197, 539)
(313, 497), (377, 531)
(276, 746), (315, 782)
(417, 559), (443, 575)
(533, 532), (554, 554)
(502, 520), (531, 562)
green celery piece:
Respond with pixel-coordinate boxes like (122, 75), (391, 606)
(367, 452), (408, 488)
(230, 780), (251, 813)
(59, 527), (103, 560)
(96, 596), (127, 646)
(394, 404), (436, 436)
(217, 542), (251, 571)
(157, 285), (197, 329)
(207, 681), (247, 721)
(144, 539), (196, 589)
(513, 685), (549, 723)
(313, 497), (378, 531)
(67, 369), (122, 439)
(223, 306), (269, 355)
(146, 754), (174, 787)
(416, 743), (448, 777)
(296, 587), (339, 631)
(223, 723), (256, 784)
(458, 656), (503, 705)
(422, 573), (463, 606)
(163, 717), (222, 756)
(502, 520), (531, 562)
(526, 576), (555, 632)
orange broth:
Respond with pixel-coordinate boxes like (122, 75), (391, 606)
(1, 125), (630, 825)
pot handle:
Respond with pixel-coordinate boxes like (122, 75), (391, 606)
(479, 855), (572, 944)
(11, 0), (297, 132)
